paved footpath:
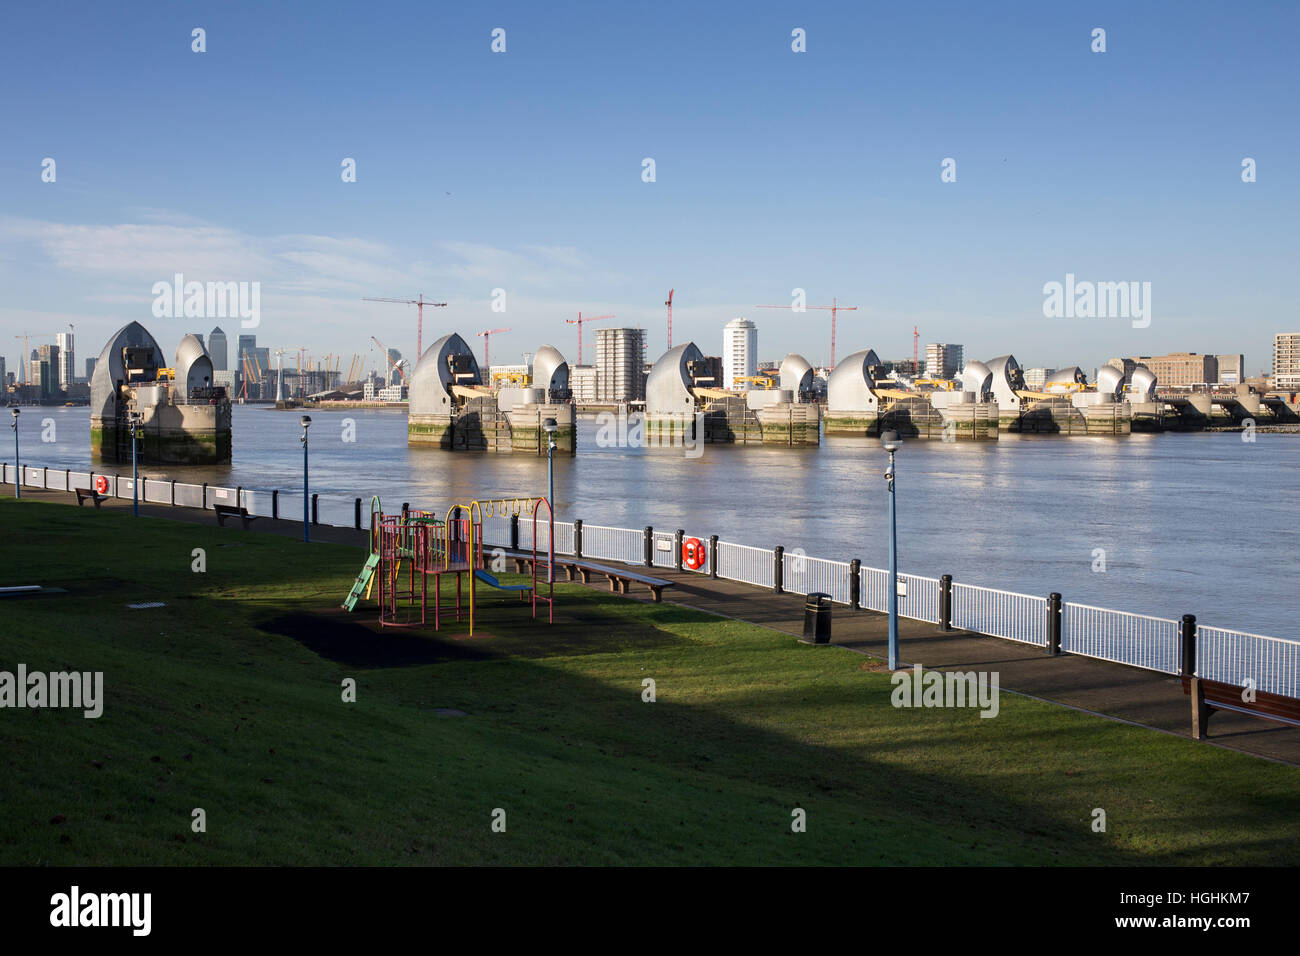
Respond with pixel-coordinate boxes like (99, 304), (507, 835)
(13, 487), (1300, 766)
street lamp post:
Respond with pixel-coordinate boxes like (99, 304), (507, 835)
(300, 415), (312, 543)
(542, 418), (557, 584)
(129, 411), (142, 518)
(10, 408), (19, 499)
(881, 429), (902, 670)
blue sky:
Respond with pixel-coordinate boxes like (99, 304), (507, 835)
(2, 0), (1296, 377)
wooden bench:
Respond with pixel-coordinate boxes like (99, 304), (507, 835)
(1181, 675), (1300, 739)
(499, 549), (674, 603)
(213, 504), (259, 529)
(74, 487), (108, 508)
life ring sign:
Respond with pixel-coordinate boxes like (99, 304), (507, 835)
(94, 475), (109, 495)
(682, 537), (706, 570)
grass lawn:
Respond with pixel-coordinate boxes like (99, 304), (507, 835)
(1, 497), (1298, 865)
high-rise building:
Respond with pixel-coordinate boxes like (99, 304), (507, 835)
(570, 365), (598, 404)
(209, 327), (228, 371)
(85, 357), (96, 381)
(924, 343), (963, 380)
(55, 331), (74, 387)
(0, 357), (6, 390)
(1130, 352), (1216, 388)
(386, 348), (402, 387)
(37, 344), (61, 399)
(722, 317), (757, 390)
(1215, 354), (1245, 386)
(1275, 334), (1300, 388)
(595, 328), (647, 402)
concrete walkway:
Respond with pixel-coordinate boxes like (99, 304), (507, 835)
(12, 487), (1300, 766)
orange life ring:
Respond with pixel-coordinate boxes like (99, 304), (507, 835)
(94, 475), (109, 495)
(682, 537), (706, 570)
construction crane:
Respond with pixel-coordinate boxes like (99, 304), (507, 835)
(913, 326), (920, 374)
(240, 353), (263, 401)
(755, 297), (858, 370)
(361, 294), (447, 361)
(665, 289), (674, 350)
(476, 328), (510, 372)
(370, 336), (406, 384)
(564, 312), (614, 366)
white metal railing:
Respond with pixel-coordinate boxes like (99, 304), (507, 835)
(3, 460), (1298, 700)
(651, 530), (676, 569)
(480, 514), (511, 549)
(1197, 625), (1300, 699)
(859, 568), (940, 624)
(174, 482), (205, 509)
(952, 583), (1047, 646)
(1062, 603), (1181, 675)
(144, 479), (172, 505)
(717, 541), (774, 589)
(782, 553), (852, 605)
(581, 524), (644, 566)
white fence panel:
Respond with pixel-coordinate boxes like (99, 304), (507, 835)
(858, 568), (940, 623)
(651, 530), (676, 569)
(480, 514), (512, 549)
(1198, 626), (1300, 699)
(952, 584), (1047, 646)
(242, 488), (275, 518)
(717, 541), (774, 589)
(582, 525), (644, 565)
(783, 553), (852, 604)
(1062, 603), (1181, 674)
(144, 479), (173, 505)
(174, 482), (205, 509)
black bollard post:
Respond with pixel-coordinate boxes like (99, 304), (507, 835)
(773, 546), (784, 594)
(850, 559), (862, 610)
(573, 519), (583, 559)
(644, 527), (653, 568)
(939, 574), (953, 631)
(1181, 614), (1198, 677)
(1047, 593), (1062, 656)
(709, 535), (719, 579)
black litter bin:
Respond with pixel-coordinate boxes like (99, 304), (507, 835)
(802, 592), (832, 644)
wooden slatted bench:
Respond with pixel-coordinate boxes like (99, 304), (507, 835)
(213, 504), (259, 529)
(1181, 675), (1300, 739)
(497, 549), (674, 603)
(74, 487), (108, 508)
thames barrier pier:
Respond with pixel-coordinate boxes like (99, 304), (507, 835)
(644, 343), (820, 445)
(407, 334), (575, 453)
(90, 322), (232, 464)
(823, 349), (999, 440)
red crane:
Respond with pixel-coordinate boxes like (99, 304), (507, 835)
(665, 289), (674, 349)
(476, 328), (510, 372)
(564, 312), (614, 366)
(361, 294), (447, 362)
(755, 297), (858, 370)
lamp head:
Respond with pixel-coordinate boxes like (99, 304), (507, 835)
(300, 415), (312, 429)
(881, 429), (901, 453)
(10, 408), (18, 419)
(542, 418), (558, 434)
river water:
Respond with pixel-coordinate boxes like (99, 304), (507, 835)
(15, 405), (1300, 639)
